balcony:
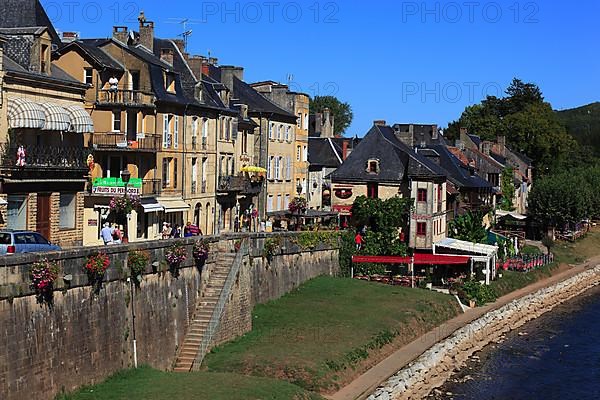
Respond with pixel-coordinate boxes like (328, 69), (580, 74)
(89, 133), (162, 152)
(142, 179), (162, 196)
(217, 175), (262, 195)
(0, 143), (87, 173)
(96, 89), (155, 107)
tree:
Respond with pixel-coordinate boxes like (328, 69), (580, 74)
(443, 78), (580, 174)
(448, 211), (488, 244)
(309, 95), (353, 136)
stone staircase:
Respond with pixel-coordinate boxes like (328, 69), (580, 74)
(173, 250), (237, 372)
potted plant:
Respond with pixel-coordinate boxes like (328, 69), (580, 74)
(109, 194), (141, 215)
(84, 252), (110, 293)
(30, 259), (60, 306)
(192, 240), (209, 267)
(166, 243), (187, 275)
(128, 250), (149, 285)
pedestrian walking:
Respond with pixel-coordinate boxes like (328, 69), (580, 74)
(355, 231), (364, 251)
(101, 222), (114, 245)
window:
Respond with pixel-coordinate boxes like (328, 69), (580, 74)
(304, 114), (309, 131)
(165, 72), (176, 92)
(7, 195), (27, 230)
(41, 44), (49, 73)
(367, 160), (379, 173)
(191, 158), (198, 192)
(286, 156), (291, 180)
(303, 146), (308, 162)
(174, 116), (179, 148)
(163, 114), (171, 148)
(417, 222), (427, 236)
(267, 195), (274, 212)
(268, 156), (273, 180)
(59, 193), (76, 229)
(285, 126), (290, 142)
(284, 194), (290, 209)
(277, 194), (282, 210)
(302, 178), (307, 194)
(297, 113), (302, 128)
(417, 188), (427, 202)
(219, 117), (224, 140)
(112, 110), (121, 132)
(269, 123), (274, 140)
(367, 183), (378, 199)
(84, 67), (93, 85)
(202, 157), (208, 192)
(192, 117), (199, 146)
(274, 156), (280, 180)
(278, 124), (283, 141)
(173, 158), (178, 189)
(242, 131), (248, 154)
(162, 158), (171, 188)
(297, 145), (301, 161)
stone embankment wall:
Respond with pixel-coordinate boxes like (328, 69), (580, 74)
(369, 265), (600, 400)
(0, 233), (339, 400)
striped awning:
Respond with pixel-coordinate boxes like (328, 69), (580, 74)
(7, 98), (46, 129)
(39, 102), (71, 131)
(64, 105), (94, 133)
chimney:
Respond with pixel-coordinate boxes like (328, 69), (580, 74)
(160, 48), (174, 66)
(323, 107), (330, 124)
(239, 104), (249, 119)
(342, 140), (348, 161)
(497, 135), (506, 156)
(172, 39), (186, 55)
(112, 26), (128, 44)
(459, 127), (468, 136)
(431, 124), (438, 140)
(194, 82), (203, 102)
(393, 124), (414, 148)
(220, 65), (244, 91)
(374, 120), (386, 126)
(482, 141), (492, 155)
(138, 11), (154, 51)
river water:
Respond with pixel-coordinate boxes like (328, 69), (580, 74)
(432, 285), (600, 400)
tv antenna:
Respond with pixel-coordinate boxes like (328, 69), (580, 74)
(165, 18), (202, 51)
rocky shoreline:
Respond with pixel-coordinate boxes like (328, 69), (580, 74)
(367, 265), (600, 400)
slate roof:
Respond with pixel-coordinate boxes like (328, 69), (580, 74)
(330, 124), (446, 183)
(418, 145), (492, 190)
(231, 76), (296, 121)
(54, 40), (124, 72)
(468, 134), (482, 147)
(0, 0), (60, 44)
(309, 138), (343, 168)
(3, 53), (86, 88)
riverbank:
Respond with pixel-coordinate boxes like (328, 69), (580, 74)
(364, 261), (600, 400)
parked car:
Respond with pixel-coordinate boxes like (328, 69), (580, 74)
(0, 230), (61, 255)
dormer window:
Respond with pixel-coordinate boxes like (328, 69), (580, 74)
(367, 159), (380, 174)
(165, 72), (176, 92)
(41, 43), (49, 73)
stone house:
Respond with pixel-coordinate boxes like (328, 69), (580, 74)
(0, 28), (92, 247)
(330, 121), (448, 250)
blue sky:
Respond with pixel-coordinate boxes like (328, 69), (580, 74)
(42, 0), (600, 136)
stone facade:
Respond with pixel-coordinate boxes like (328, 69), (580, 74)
(0, 232), (340, 400)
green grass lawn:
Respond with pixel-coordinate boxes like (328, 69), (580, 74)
(521, 245), (542, 255)
(553, 226), (600, 265)
(203, 276), (461, 393)
(57, 366), (324, 400)
(491, 263), (559, 298)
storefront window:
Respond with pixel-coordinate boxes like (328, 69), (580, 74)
(59, 193), (76, 229)
(7, 195), (27, 230)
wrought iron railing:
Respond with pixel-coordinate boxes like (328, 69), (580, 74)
(90, 133), (161, 151)
(142, 179), (162, 196)
(191, 238), (249, 371)
(0, 143), (87, 169)
(217, 175), (262, 194)
(191, 181), (197, 194)
(96, 89), (155, 106)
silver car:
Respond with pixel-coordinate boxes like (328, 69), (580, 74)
(0, 230), (61, 255)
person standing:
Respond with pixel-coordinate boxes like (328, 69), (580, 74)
(355, 231), (364, 251)
(161, 222), (171, 239)
(112, 224), (123, 244)
(172, 224), (181, 238)
(101, 222), (114, 245)
(184, 222), (193, 237)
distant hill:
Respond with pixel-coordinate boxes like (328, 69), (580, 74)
(556, 102), (600, 155)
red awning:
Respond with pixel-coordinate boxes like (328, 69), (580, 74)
(352, 253), (470, 265)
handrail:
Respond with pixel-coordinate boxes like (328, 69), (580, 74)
(191, 238), (249, 370)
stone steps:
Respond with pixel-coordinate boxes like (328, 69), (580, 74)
(173, 252), (238, 372)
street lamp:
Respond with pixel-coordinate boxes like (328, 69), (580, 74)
(121, 169), (131, 243)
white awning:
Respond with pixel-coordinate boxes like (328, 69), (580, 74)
(0, 198), (7, 205)
(160, 199), (190, 213)
(7, 98), (46, 129)
(495, 210), (527, 220)
(434, 238), (498, 257)
(39, 102), (71, 131)
(141, 199), (164, 213)
(65, 105), (94, 133)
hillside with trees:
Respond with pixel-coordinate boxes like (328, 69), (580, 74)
(556, 102), (600, 156)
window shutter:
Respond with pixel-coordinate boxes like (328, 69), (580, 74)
(174, 116), (179, 148)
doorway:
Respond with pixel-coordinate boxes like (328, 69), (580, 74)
(36, 193), (51, 240)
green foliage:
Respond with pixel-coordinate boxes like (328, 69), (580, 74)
(541, 236), (554, 253)
(339, 230), (356, 277)
(295, 231), (339, 250)
(309, 95), (353, 136)
(448, 211), (488, 244)
(556, 102), (600, 157)
(127, 250), (149, 281)
(499, 167), (515, 211)
(528, 168), (597, 227)
(263, 236), (283, 261)
(444, 78), (582, 174)
(458, 280), (497, 306)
